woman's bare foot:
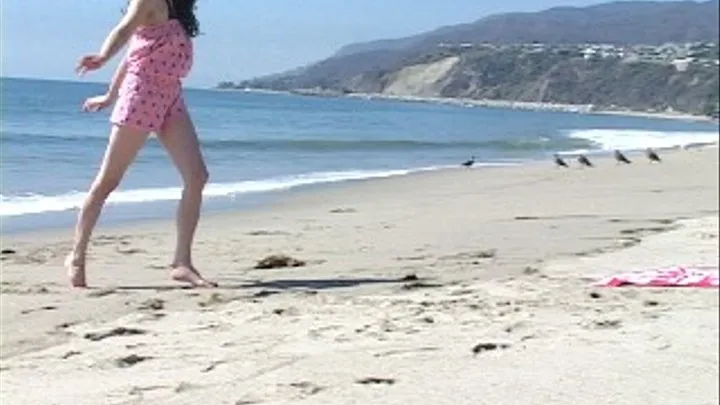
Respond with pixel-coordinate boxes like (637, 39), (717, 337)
(65, 253), (87, 288)
(170, 264), (217, 288)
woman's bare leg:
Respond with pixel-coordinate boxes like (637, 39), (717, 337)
(67, 125), (149, 287)
(157, 112), (215, 287)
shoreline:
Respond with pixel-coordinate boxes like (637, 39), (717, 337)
(226, 87), (717, 123)
(0, 162), (509, 239)
(2, 146), (717, 254)
(1, 147), (717, 404)
(3, 145), (717, 238)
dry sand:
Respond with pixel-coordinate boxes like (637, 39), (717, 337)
(1, 147), (718, 405)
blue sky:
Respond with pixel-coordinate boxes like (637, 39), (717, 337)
(0, 0), (679, 87)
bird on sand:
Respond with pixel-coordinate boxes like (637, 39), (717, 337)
(553, 153), (569, 168)
(614, 149), (632, 164)
(646, 148), (662, 163)
(577, 154), (594, 167)
(462, 156), (475, 167)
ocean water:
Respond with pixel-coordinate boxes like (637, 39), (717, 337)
(1, 77), (718, 233)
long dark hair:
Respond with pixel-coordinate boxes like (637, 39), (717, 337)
(170, 0), (200, 38)
(123, 0), (200, 38)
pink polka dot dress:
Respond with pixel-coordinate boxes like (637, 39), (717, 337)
(110, 19), (193, 133)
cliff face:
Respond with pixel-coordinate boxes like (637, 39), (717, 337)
(236, 46), (719, 115)
(358, 50), (719, 115)
(381, 56), (460, 97)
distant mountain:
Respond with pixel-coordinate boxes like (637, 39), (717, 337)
(225, 1), (720, 116)
(334, 1), (719, 57)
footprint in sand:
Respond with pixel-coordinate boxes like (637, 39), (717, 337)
(514, 216), (541, 221)
(246, 230), (292, 236)
(20, 305), (58, 315)
(128, 385), (169, 396)
(441, 249), (497, 262)
(1, 285), (52, 295)
(373, 347), (439, 358)
(174, 382), (200, 393)
(137, 298), (165, 311)
(401, 281), (443, 290)
(114, 354), (152, 368)
(201, 360), (227, 373)
(288, 381), (324, 396)
(588, 319), (622, 330)
(13, 244), (67, 265)
(93, 234), (132, 247)
(197, 292), (243, 308)
(252, 289), (281, 298)
(329, 207), (357, 214)
(619, 226), (675, 236)
(61, 350), (82, 360)
(395, 255), (431, 262)
(116, 246), (147, 255)
(87, 288), (119, 298)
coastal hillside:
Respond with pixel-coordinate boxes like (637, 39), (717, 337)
(332, 0), (720, 57)
(223, 1), (720, 116)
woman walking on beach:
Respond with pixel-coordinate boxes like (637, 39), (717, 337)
(68, 0), (215, 288)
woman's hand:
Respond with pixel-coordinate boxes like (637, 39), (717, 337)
(75, 54), (108, 76)
(82, 93), (115, 112)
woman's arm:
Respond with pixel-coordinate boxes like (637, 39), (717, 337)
(97, 0), (151, 63)
(107, 57), (129, 99)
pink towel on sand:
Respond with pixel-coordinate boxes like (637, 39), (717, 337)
(596, 266), (719, 287)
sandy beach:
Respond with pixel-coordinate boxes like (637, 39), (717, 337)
(1, 147), (718, 405)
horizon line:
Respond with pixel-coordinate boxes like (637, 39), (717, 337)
(0, 75), (214, 91)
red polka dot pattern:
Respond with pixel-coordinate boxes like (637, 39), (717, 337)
(110, 19), (193, 133)
(111, 74), (187, 133)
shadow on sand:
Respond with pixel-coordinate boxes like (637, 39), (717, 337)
(114, 275), (425, 293)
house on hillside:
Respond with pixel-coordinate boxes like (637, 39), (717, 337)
(671, 57), (693, 72)
(581, 47), (599, 60)
(582, 45), (623, 60)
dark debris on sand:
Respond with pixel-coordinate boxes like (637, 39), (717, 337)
(591, 319), (623, 329)
(138, 298), (165, 311)
(114, 354), (152, 368)
(289, 381), (324, 396)
(254, 254), (307, 269)
(400, 274), (419, 282)
(472, 342), (511, 355)
(329, 208), (357, 214)
(84, 327), (147, 342)
(253, 289), (281, 298)
(355, 377), (396, 385)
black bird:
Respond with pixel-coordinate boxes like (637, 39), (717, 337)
(553, 153), (569, 168)
(462, 156), (475, 167)
(614, 149), (632, 164)
(646, 148), (662, 163)
(577, 154), (594, 167)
